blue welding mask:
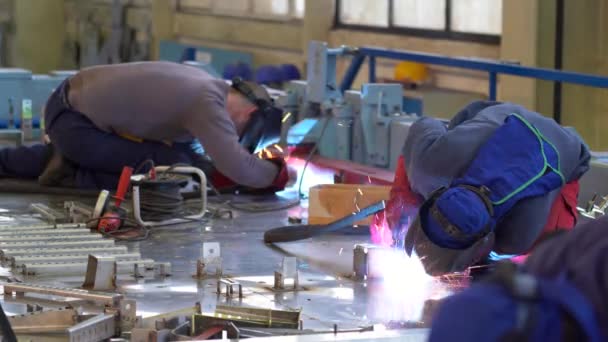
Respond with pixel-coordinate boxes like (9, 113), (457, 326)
(231, 77), (283, 154)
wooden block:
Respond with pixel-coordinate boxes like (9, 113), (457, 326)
(308, 184), (391, 225)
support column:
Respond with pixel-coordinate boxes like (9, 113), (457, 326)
(151, 0), (175, 60)
(14, 0), (65, 73)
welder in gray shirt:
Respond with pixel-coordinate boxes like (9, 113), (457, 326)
(0, 61), (288, 190)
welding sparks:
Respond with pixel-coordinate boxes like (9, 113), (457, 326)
(364, 248), (448, 322)
(281, 112), (292, 123)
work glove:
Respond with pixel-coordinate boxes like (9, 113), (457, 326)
(371, 155), (423, 247)
(209, 145), (289, 194)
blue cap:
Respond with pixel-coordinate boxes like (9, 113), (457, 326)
(423, 187), (493, 249)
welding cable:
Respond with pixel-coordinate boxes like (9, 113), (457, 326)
(297, 118), (331, 199)
(0, 302), (17, 342)
(86, 217), (150, 242)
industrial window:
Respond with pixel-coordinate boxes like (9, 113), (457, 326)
(178, 0), (305, 20)
(336, 0), (502, 44)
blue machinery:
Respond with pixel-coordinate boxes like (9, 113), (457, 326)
(280, 41), (608, 171)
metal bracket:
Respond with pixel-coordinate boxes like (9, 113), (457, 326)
(8, 307), (78, 334)
(217, 278), (243, 299)
(68, 313), (116, 342)
(194, 242), (222, 279)
(273, 257), (299, 291)
(82, 255), (117, 291)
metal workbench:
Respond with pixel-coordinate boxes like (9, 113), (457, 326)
(0, 191), (438, 340)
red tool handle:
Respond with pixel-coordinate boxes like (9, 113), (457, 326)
(114, 166), (133, 207)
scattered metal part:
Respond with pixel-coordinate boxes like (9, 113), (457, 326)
(353, 243), (396, 280)
(288, 216), (303, 224)
(195, 305), (301, 329)
(12, 252), (142, 268)
(68, 313), (116, 342)
(83, 255), (117, 291)
(578, 193), (608, 219)
(25, 303), (43, 313)
(156, 262), (172, 277)
(64, 201), (94, 223)
(8, 307), (79, 334)
(29, 203), (69, 224)
(353, 244), (371, 280)
(117, 298), (138, 332)
(133, 263), (144, 278)
(274, 257), (299, 291)
(1, 246), (128, 262)
(194, 242), (222, 279)
(217, 278), (243, 299)
(139, 303), (201, 330)
(3, 282), (122, 306)
(21, 259), (156, 276)
(168, 320), (193, 341)
(191, 320), (239, 340)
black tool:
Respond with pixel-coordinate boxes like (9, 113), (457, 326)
(264, 201), (386, 244)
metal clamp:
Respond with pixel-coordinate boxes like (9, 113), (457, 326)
(217, 278), (243, 299)
(273, 257), (299, 291)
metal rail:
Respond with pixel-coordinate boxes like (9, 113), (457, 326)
(339, 45), (608, 122)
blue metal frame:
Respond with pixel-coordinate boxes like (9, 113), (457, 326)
(340, 46), (608, 102)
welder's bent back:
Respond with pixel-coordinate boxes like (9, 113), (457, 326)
(403, 101), (590, 255)
(66, 61), (278, 188)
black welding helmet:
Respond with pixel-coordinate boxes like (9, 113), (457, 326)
(231, 77), (283, 154)
(404, 185), (496, 276)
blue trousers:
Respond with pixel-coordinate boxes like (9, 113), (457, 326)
(0, 80), (200, 189)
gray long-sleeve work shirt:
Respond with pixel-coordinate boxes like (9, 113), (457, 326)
(68, 61), (278, 188)
(403, 101), (590, 254)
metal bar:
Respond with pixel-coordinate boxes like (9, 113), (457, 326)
(30, 203), (69, 223)
(357, 46), (608, 88)
(0, 228), (93, 236)
(488, 72), (497, 100)
(368, 56), (376, 83)
(0, 239), (114, 250)
(1, 246), (128, 260)
(0, 234), (103, 243)
(22, 259), (156, 276)
(14, 253), (143, 268)
(339, 54), (366, 92)
(3, 283), (122, 306)
(0, 223), (87, 230)
(68, 314), (116, 342)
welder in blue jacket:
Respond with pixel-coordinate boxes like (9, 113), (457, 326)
(429, 216), (608, 342)
(400, 101), (590, 275)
